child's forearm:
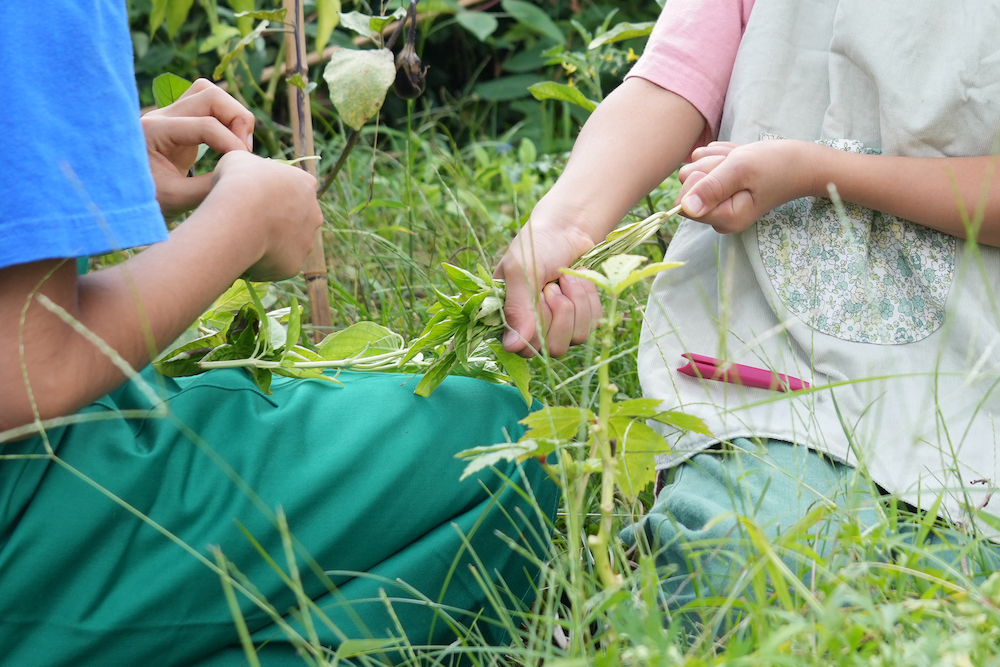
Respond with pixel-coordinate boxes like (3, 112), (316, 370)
(807, 144), (1000, 245)
(537, 77), (705, 243)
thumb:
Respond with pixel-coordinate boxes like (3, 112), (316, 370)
(681, 163), (746, 218)
(496, 266), (539, 356)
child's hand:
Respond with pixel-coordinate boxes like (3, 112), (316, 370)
(141, 79), (256, 218)
(494, 201), (602, 358)
(677, 140), (819, 233)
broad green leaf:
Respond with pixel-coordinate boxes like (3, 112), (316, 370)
(233, 8), (287, 22)
(317, 322), (403, 360)
(487, 341), (531, 406)
(587, 21), (655, 50)
(433, 288), (465, 317)
(612, 398), (664, 419)
(456, 10), (498, 42)
(609, 418), (668, 499)
(473, 74), (544, 102)
(226, 304), (262, 357)
(403, 318), (459, 364)
(601, 254), (646, 287)
(521, 406), (593, 441)
(338, 11), (377, 39)
(200, 24), (241, 54)
(560, 267), (611, 291)
(207, 281), (271, 314)
(228, 0), (255, 36)
(322, 48), (396, 130)
(166, 0), (196, 38)
(455, 438), (554, 480)
(613, 260), (685, 294)
(154, 332), (226, 377)
(528, 81), (597, 113)
(414, 350), (458, 397)
(443, 263), (486, 292)
(250, 366), (273, 394)
(651, 410), (713, 437)
(501, 0), (565, 44)
(213, 20), (270, 79)
(316, 0), (342, 53)
(518, 138), (537, 164)
(369, 7), (407, 33)
(150, 0), (168, 35)
(152, 73), (193, 108)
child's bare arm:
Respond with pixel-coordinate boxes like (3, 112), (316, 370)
(495, 77), (706, 357)
(679, 140), (1000, 244)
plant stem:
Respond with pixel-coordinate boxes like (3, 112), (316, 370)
(590, 294), (621, 590)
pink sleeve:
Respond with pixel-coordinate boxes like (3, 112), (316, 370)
(626, 0), (755, 143)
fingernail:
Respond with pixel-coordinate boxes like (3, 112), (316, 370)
(246, 135), (253, 152)
(684, 194), (704, 216)
(503, 329), (519, 348)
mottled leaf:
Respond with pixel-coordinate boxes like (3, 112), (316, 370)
(322, 48), (396, 130)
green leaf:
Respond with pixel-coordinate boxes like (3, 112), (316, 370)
(322, 48), (396, 130)
(612, 398), (664, 419)
(501, 0), (565, 43)
(316, 0), (342, 53)
(335, 639), (404, 660)
(456, 10), (498, 42)
(250, 366), (273, 394)
(414, 350), (458, 397)
(369, 7), (407, 33)
(273, 366), (344, 385)
(443, 263), (487, 292)
(613, 260), (685, 294)
(154, 332), (226, 377)
(226, 304), (262, 357)
(518, 138), (537, 164)
(233, 8), (288, 22)
(528, 81), (597, 113)
(283, 297), (301, 359)
(587, 21), (655, 50)
(338, 11), (377, 39)
(455, 438), (554, 480)
(200, 24), (241, 54)
(560, 267), (612, 291)
(205, 281), (271, 316)
(150, 0), (168, 36)
(521, 406), (593, 441)
(651, 410), (713, 437)
(601, 254), (646, 287)
(152, 73), (193, 108)
(317, 322), (403, 360)
(609, 418), (668, 499)
(487, 341), (531, 406)
(473, 74), (544, 102)
(166, 0), (196, 39)
(228, 0), (256, 36)
(213, 20), (270, 79)
(403, 318), (459, 364)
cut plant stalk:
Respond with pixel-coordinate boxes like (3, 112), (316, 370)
(283, 0), (333, 340)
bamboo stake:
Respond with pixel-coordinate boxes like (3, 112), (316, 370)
(283, 0), (333, 339)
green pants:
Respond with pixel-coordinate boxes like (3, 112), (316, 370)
(621, 439), (1000, 624)
(0, 368), (558, 666)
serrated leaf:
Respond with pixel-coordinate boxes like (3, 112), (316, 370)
(602, 254), (646, 286)
(528, 81), (597, 113)
(322, 48), (395, 130)
(501, 0), (565, 44)
(455, 438), (555, 480)
(651, 410), (713, 437)
(487, 341), (531, 406)
(521, 406), (593, 441)
(612, 398), (664, 419)
(587, 21), (655, 50)
(338, 11), (377, 38)
(316, 0), (342, 53)
(152, 73), (193, 108)
(609, 418), (668, 499)
(370, 7), (407, 33)
(456, 9), (498, 42)
(318, 322), (403, 360)
(614, 260), (685, 294)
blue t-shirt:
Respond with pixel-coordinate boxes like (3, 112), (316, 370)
(0, 1), (168, 270)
